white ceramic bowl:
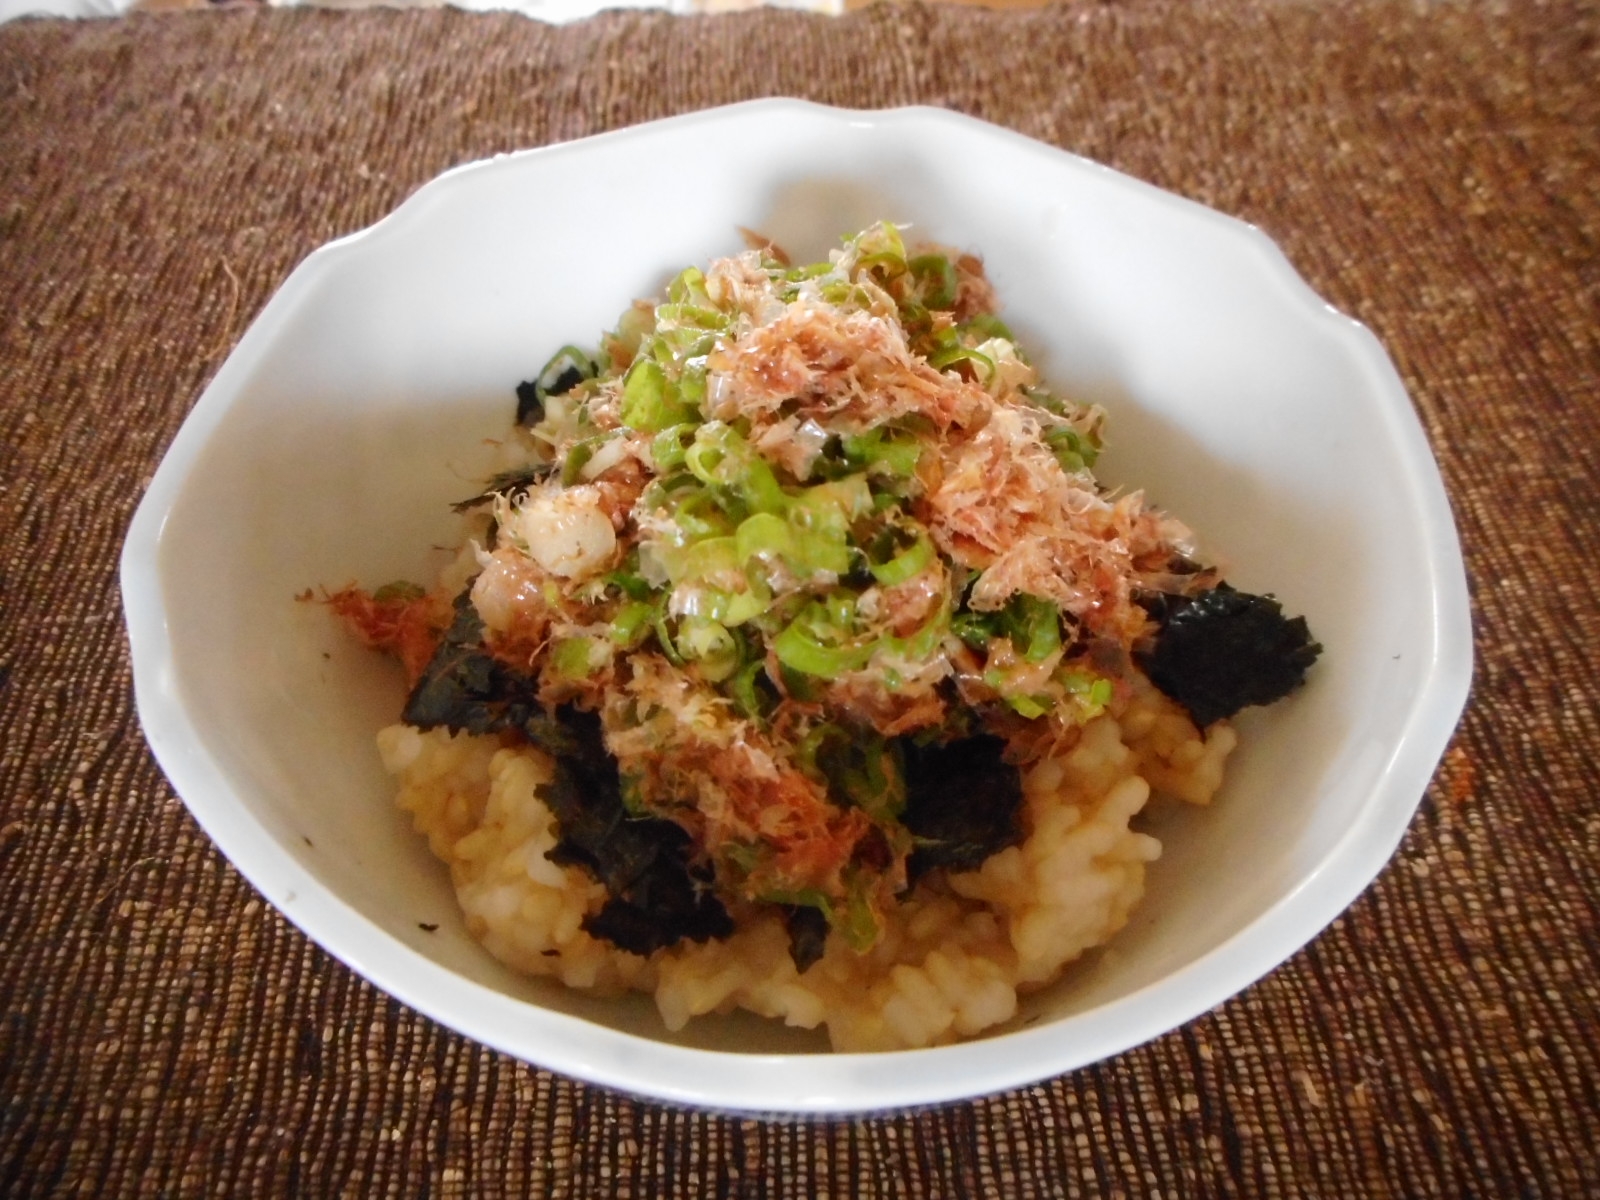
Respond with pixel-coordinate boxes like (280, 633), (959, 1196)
(121, 100), (1471, 1114)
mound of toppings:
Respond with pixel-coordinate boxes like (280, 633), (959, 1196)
(331, 223), (1320, 966)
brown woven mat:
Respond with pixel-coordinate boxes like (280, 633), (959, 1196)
(3, 0), (1598, 1194)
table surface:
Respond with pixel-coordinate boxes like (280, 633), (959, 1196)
(3, 1), (1598, 1195)
(6, 0), (1059, 28)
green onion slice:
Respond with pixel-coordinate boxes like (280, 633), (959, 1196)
(928, 344), (996, 381)
(908, 254), (959, 310)
(551, 636), (607, 680)
(609, 601), (656, 649)
(867, 527), (934, 587)
(621, 358), (698, 433)
(676, 616), (741, 682)
(773, 605), (877, 678)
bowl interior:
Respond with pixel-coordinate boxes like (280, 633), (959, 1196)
(126, 102), (1468, 1102)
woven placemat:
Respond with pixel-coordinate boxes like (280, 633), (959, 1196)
(2, 1), (1597, 1194)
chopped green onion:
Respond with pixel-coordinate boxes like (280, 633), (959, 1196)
(833, 874), (881, 952)
(952, 610), (999, 649)
(841, 428), (923, 477)
(674, 535), (740, 584)
(884, 600), (951, 663)
(637, 468), (698, 516)
(1022, 386), (1066, 416)
(601, 302), (655, 367)
(818, 280), (872, 308)
(519, 345), (599, 425)
(733, 508), (853, 580)
(735, 511), (793, 565)
(684, 422), (786, 515)
(961, 313), (1015, 342)
(773, 608), (877, 678)
(676, 617), (740, 682)
(783, 261), (832, 283)
(538, 345), (599, 389)
(897, 299), (932, 340)
(855, 250), (907, 280)
(682, 439), (728, 487)
(653, 325), (717, 361)
(604, 567), (652, 601)
(773, 477), (869, 576)
(823, 590), (856, 630)
(551, 636), (607, 680)
(789, 526), (852, 577)
(908, 254), (959, 310)
(1044, 426), (1100, 473)
(757, 883), (830, 910)
(609, 601), (656, 649)
(561, 435), (607, 487)
(1062, 670), (1114, 719)
(651, 423), (697, 472)
(743, 459), (787, 515)
(868, 528), (934, 587)
(667, 265), (712, 308)
(654, 302), (726, 332)
(928, 344), (996, 381)
(677, 363), (708, 410)
(850, 222), (907, 268)
(1008, 595), (1062, 663)
(791, 474), (873, 523)
(675, 583), (770, 626)
(671, 488), (735, 542)
(777, 662), (821, 702)
(1005, 694), (1053, 719)
(727, 659), (776, 721)
(652, 611), (685, 666)
(621, 358), (697, 433)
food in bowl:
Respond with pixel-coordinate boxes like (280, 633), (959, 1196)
(322, 223), (1320, 1051)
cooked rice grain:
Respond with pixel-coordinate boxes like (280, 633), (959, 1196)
(381, 686), (1229, 1049)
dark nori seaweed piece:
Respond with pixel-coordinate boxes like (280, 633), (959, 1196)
(532, 707), (733, 957)
(402, 600), (732, 956)
(899, 734), (1025, 882)
(780, 904), (831, 974)
(402, 591), (539, 734)
(450, 464), (553, 515)
(516, 349), (597, 426)
(514, 379), (549, 426)
(1137, 583), (1321, 729)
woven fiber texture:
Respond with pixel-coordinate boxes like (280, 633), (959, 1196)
(2, 1), (1597, 1195)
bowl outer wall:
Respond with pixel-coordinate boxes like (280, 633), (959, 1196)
(120, 99), (1473, 1113)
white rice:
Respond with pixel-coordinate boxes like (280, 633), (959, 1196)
(377, 682), (1231, 1050)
